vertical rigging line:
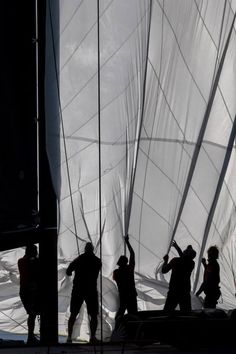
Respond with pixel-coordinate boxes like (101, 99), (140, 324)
(168, 10), (236, 253)
(145, 0), (165, 280)
(35, 0), (40, 214)
(124, 129), (129, 256)
(48, 0), (80, 254)
(125, 1), (152, 272)
(97, 0), (103, 346)
(136, 0), (163, 275)
(137, 1), (153, 273)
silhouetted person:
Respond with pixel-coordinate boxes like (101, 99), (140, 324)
(196, 246), (221, 308)
(113, 235), (137, 320)
(162, 240), (196, 313)
(66, 242), (101, 343)
(18, 244), (40, 344)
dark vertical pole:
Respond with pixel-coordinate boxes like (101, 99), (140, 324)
(97, 0), (103, 346)
(37, 0), (58, 345)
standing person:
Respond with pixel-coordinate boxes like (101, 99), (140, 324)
(162, 241), (196, 313)
(18, 244), (40, 344)
(113, 235), (137, 320)
(196, 246), (221, 308)
(66, 242), (101, 344)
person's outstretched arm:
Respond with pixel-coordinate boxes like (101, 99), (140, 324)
(125, 235), (135, 267)
(172, 240), (183, 256)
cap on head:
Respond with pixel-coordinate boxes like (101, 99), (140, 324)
(25, 244), (38, 257)
(117, 255), (128, 267)
(84, 242), (94, 253)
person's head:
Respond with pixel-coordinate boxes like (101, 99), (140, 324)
(84, 242), (94, 253)
(25, 244), (38, 258)
(183, 245), (196, 260)
(207, 246), (219, 260)
(117, 255), (128, 267)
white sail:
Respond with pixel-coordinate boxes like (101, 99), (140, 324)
(46, 0), (236, 340)
(0, 0), (235, 341)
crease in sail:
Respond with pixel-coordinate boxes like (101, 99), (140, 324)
(168, 2), (235, 250)
(125, 1), (153, 263)
(193, 112), (236, 292)
(190, 9), (236, 291)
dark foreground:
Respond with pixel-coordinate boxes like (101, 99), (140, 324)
(0, 309), (235, 353)
(0, 341), (235, 354)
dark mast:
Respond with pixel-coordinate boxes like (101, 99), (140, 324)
(37, 0), (58, 345)
(0, 0), (58, 344)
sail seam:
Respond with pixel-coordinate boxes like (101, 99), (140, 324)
(59, 0), (84, 37)
(60, 7), (150, 114)
(60, 0), (114, 72)
(194, 0), (225, 51)
(155, 0), (206, 103)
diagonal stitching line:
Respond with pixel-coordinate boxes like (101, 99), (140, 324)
(59, 0), (84, 37)
(60, 0), (114, 72)
(60, 5), (150, 113)
(155, 0), (207, 103)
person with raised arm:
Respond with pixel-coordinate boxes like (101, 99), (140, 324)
(162, 240), (196, 313)
(113, 235), (137, 320)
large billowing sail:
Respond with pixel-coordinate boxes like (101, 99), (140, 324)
(45, 0), (236, 340)
(0, 0), (235, 341)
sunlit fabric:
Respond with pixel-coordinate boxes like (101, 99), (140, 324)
(0, 0), (235, 341)
(46, 0), (236, 341)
